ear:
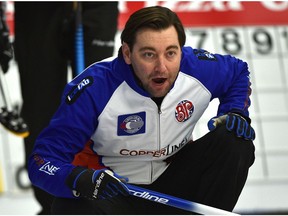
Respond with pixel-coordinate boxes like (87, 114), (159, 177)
(122, 42), (132, 65)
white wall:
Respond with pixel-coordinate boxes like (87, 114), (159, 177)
(1, 26), (288, 214)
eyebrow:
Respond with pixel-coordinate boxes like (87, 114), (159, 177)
(139, 45), (179, 52)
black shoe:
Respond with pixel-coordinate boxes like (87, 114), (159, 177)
(0, 107), (29, 137)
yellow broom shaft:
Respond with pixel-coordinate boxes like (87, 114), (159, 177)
(0, 163), (4, 193)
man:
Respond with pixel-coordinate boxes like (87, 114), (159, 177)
(28, 6), (255, 214)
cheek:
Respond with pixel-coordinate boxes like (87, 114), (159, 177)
(134, 66), (150, 82)
(168, 63), (180, 78)
(132, 60), (153, 79)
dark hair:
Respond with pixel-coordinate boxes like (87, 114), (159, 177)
(118, 6), (186, 57)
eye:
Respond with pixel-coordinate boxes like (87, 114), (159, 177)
(143, 52), (155, 59)
(166, 51), (176, 58)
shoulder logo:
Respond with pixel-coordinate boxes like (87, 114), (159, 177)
(118, 112), (146, 136)
(194, 49), (217, 61)
(66, 76), (93, 104)
(175, 100), (194, 122)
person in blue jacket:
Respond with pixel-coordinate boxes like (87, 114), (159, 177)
(28, 6), (255, 214)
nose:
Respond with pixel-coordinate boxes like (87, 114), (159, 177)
(155, 56), (167, 73)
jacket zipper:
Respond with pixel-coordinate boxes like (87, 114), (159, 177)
(150, 104), (162, 182)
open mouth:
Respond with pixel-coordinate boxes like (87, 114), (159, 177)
(152, 78), (167, 84)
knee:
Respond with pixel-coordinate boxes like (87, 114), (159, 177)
(213, 125), (255, 167)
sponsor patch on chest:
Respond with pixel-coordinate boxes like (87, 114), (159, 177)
(118, 112), (146, 136)
(175, 100), (194, 122)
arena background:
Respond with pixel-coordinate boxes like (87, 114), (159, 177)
(1, 1), (288, 214)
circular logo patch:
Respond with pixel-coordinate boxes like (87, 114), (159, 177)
(175, 100), (194, 122)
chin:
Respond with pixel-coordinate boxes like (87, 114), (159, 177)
(148, 87), (169, 98)
(151, 92), (166, 98)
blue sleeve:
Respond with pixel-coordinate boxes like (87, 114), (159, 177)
(218, 58), (251, 117)
(181, 47), (252, 117)
(28, 72), (100, 198)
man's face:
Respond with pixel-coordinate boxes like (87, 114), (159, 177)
(122, 26), (182, 98)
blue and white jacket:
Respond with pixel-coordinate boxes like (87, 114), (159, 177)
(28, 47), (252, 198)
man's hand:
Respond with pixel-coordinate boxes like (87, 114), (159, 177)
(208, 113), (255, 141)
(66, 167), (129, 200)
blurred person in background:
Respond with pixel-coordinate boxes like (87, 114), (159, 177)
(13, 2), (119, 214)
(0, 2), (28, 138)
(0, 2), (12, 74)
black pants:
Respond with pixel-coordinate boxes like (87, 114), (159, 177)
(51, 125), (255, 214)
(13, 2), (118, 214)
